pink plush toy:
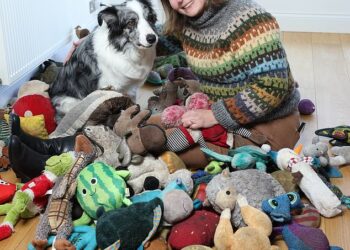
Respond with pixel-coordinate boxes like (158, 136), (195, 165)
(161, 92), (210, 128)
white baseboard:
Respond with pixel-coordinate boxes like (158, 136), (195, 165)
(274, 13), (350, 33)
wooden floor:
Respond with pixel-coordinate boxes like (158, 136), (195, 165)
(1, 32), (350, 249)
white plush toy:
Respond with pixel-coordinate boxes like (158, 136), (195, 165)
(270, 146), (342, 217)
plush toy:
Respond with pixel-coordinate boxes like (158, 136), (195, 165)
(147, 78), (201, 114)
(0, 141), (10, 171)
(268, 147), (342, 217)
(159, 151), (187, 174)
(315, 125), (350, 146)
(126, 155), (193, 195)
(96, 197), (164, 250)
(0, 152), (75, 241)
(32, 145), (95, 250)
(302, 137), (343, 178)
(205, 168), (285, 228)
(168, 209), (220, 250)
(83, 124), (132, 168)
(17, 80), (50, 99)
(113, 105), (167, 156)
(4, 114), (49, 139)
(271, 170), (299, 193)
(204, 161), (225, 175)
(63, 26), (90, 65)
(0, 177), (17, 204)
(262, 192), (341, 250)
(12, 94), (56, 134)
(74, 162), (131, 226)
(329, 146), (350, 167)
(50, 90), (133, 138)
(30, 59), (63, 85)
(201, 145), (273, 172)
(214, 194), (276, 250)
(28, 225), (97, 250)
(131, 179), (195, 225)
(161, 92), (210, 129)
(0, 118), (10, 144)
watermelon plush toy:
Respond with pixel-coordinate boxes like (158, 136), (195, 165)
(75, 162), (131, 225)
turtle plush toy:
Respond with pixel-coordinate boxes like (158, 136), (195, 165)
(74, 162), (131, 225)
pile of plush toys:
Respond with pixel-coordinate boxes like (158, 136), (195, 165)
(1, 53), (350, 250)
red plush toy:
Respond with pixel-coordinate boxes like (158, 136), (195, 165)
(168, 209), (220, 249)
(12, 94), (56, 133)
(0, 177), (17, 205)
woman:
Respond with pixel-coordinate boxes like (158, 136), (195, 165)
(155, 0), (301, 167)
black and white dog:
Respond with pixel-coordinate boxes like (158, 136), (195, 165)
(49, 0), (158, 121)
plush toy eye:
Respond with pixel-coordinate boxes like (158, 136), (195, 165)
(287, 192), (298, 204)
(268, 199), (278, 208)
(226, 191), (231, 195)
(0, 180), (8, 185)
(90, 178), (98, 185)
(82, 189), (87, 195)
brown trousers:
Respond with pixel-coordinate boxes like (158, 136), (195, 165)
(148, 111), (301, 170)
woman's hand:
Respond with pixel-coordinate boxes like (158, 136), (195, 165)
(181, 109), (219, 129)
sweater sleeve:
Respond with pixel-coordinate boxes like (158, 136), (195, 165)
(211, 68), (296, 130)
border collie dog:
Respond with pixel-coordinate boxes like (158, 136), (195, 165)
(49, 0), (158, 121)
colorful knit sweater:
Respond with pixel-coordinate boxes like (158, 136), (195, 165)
(181, 0), (299, 130)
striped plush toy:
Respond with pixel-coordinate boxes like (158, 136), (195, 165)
(74, 162), (131, 226)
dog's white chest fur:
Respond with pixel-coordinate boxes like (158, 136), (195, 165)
(93, 28), (155, 99)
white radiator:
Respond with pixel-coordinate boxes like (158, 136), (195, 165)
(0, 0), (99, 86)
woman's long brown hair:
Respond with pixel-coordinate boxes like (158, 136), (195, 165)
(160, 0), (225, 38)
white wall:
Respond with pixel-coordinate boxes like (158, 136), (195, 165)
(255, 0), (350, 33)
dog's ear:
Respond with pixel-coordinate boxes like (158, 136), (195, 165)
(98, 7), (120, 27)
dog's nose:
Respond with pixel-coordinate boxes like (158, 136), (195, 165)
(146, 34), (157, 44)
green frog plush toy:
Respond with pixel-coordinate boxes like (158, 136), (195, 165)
(74, 162), (131, 225)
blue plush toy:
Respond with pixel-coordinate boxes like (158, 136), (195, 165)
(28, 225), (97, 250)
(201, 145), (272, 171)
(262, 192), (303, 223)
(262, 192), (343, 250)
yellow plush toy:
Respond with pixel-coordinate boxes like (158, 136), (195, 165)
(4, 114), (48, 139)
(214, 194), (279, 250)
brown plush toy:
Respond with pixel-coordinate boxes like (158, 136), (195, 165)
(113, 105), (167, 156)
(148, 79), (201, 114)
(214, 194), (278, 250)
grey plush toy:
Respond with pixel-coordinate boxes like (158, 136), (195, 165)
(83, 124), (133, 168)
(302, 136), (330, 167)
(205, 168), (285, 228)
(329, 146), (350, 167)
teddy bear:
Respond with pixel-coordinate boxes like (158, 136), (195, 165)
(214, 194), (278, 250)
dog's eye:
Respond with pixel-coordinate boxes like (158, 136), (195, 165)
(127, 19), (137, 29)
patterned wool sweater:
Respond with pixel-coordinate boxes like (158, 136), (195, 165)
(181, 0), (299, 130)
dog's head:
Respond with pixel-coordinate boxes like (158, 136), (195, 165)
(98, 0), (158, 51)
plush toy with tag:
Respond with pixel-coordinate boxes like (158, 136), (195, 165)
(74, 162), (131, 226)
(0, 152), (75, 241)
